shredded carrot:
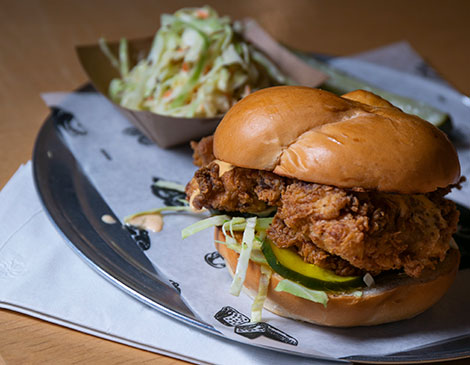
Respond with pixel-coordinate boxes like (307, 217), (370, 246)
(203, 65), (211, 75)
(182, 62), (190, 72)
(163, 90), (172, 98)
(196, 9), (209, 19)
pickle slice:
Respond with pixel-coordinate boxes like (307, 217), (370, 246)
(262, 238), (364, 291)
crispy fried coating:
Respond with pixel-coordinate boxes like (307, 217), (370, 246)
(186, 164), (363, 275)
(267, 182), (459, 278)
(190, 135), (215, 167)
(186, 164), (459, 278)
(186, 162), (285, 213)
(268, 216), (363, 276)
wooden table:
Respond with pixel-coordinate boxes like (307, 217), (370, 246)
(1, 0), (469, 363)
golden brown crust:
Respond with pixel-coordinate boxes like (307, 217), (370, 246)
(190, 135), (215, 167)
(215, 227), (460, 327)
(213, 86), (460, 193)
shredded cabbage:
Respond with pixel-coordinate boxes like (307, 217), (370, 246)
(352, 290), (363, 298)
(119, 38), (129, 77)
(275, 279), (328, 307)
(214, 240), (267, 265)
(153, 179), (186, 192)
(125, 206), (194, 224)
(101, 6), (290, 117)
(230, 217), (257, 296)
(251, 265), (272, 322)
(181, 214), (330, 321)
(181, 214), (230, 239)
(221, 217), (245, 246)
(221, 217), (273, 233)
(99, 38), (120, 70)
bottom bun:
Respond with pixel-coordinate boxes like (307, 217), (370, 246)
(215, 227), (460, 327)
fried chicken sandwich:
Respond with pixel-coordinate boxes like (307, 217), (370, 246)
(184, 86), (461, 327)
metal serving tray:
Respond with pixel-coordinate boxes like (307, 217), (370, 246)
(32, 98), (470, 364)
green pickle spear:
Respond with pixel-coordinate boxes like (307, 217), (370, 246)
(262, 238), (364, 291)
(296, 53), (452, 133)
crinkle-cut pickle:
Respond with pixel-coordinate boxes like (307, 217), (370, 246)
(261, 238), (364, 291)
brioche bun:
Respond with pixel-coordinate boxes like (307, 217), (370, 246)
(213, 87), (460, 194)
(215, 228), (460, 327)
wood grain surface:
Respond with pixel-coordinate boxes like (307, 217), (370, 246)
(1, 0), (469, 363)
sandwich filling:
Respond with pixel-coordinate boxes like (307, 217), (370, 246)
(186, 136), (459, 279)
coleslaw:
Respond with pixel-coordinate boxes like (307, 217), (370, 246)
(100, 6), (291, 117)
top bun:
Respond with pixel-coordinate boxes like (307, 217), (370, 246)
(213, 87), (460, 193)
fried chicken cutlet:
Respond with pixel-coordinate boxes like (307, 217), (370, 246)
(186, 156), (459, 278)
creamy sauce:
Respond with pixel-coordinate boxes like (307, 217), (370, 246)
(189, 187), (206, 213)
(189, 187), (200, 211)
(213, 159), (234, 177)
(101, 214), (117, 224)
(186, 160), (232, 212)
(127, 213), (163, 233)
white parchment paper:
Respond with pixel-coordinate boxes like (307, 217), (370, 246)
(1, 163), (336, 364)
(39, 43), (470, 359)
